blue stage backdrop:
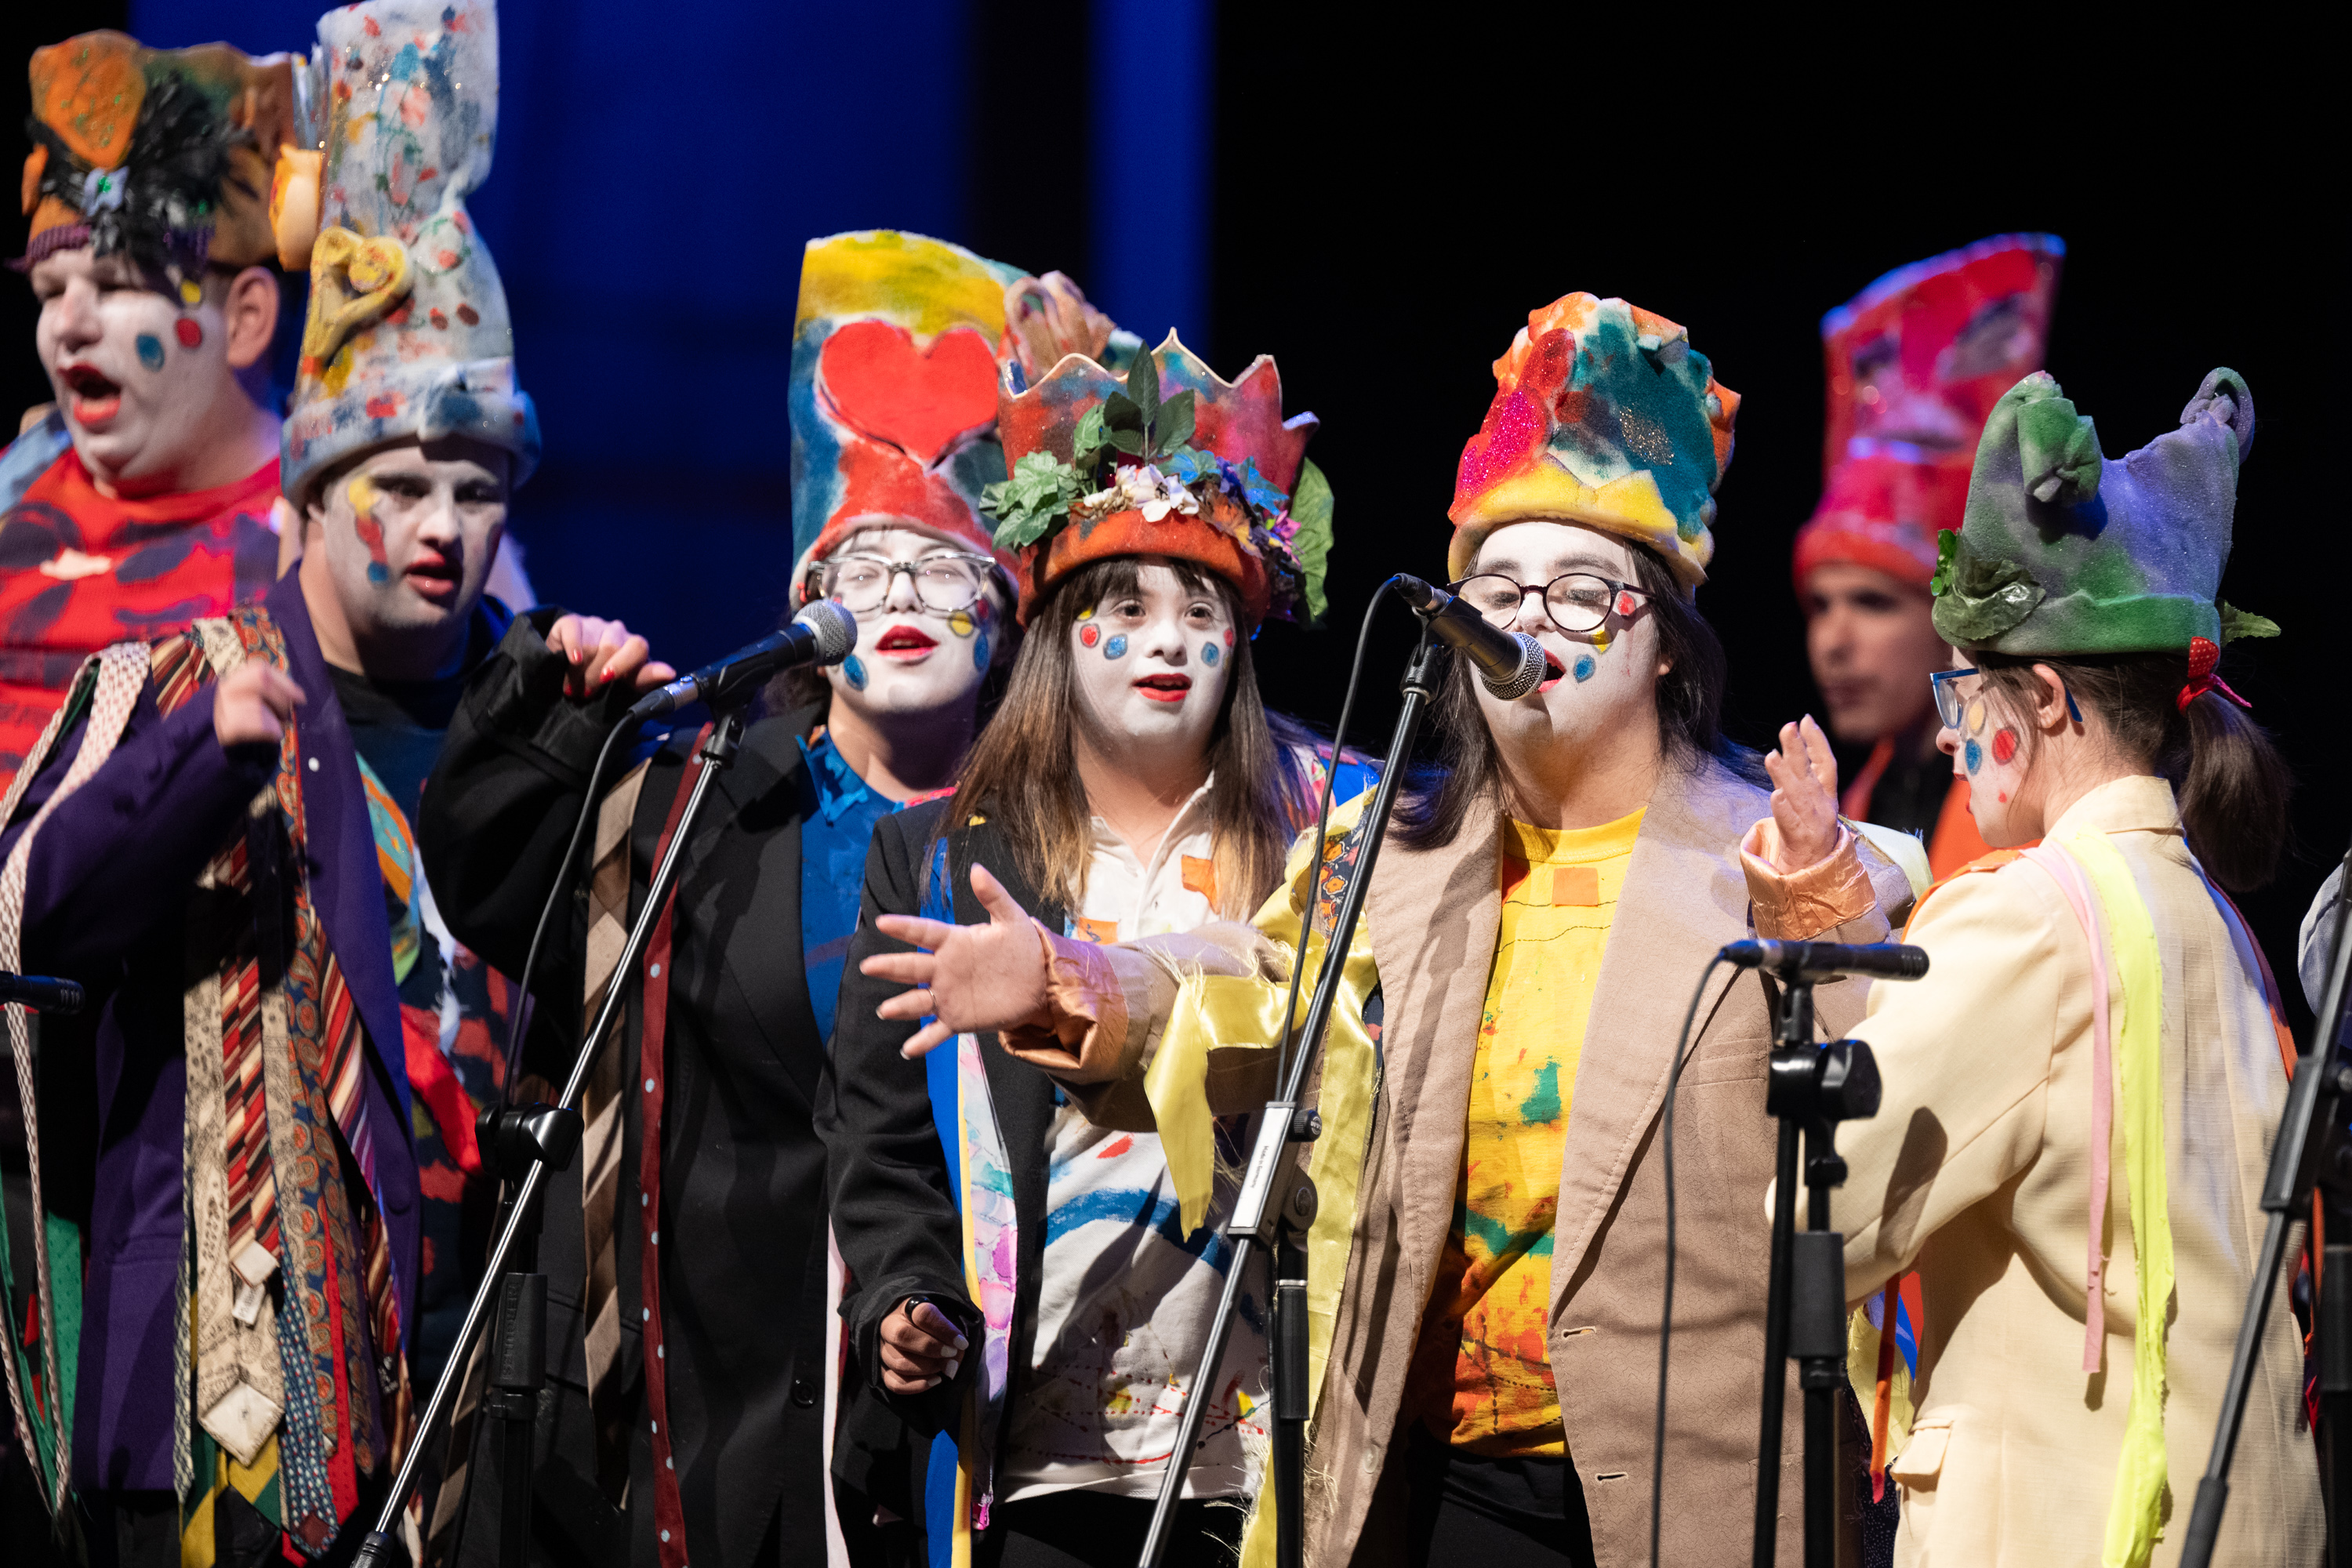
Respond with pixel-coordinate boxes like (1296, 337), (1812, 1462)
(128, 0), (1212, 670)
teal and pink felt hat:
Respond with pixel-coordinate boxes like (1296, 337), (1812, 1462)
(1933, 368), (2276, 658)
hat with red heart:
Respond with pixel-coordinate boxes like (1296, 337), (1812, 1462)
(789, 230), (1050, 604)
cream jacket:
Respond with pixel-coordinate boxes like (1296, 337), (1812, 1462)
(1781, 775), (2321, 1566)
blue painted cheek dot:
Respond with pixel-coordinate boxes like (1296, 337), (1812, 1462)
(136, 333), (166, 371)
(1102, 634), (1128, 660)
(972, 630), (990, 672)
(1201, 642), (1219, 667)
(1572, 654), (1595, 683)
(1963, 738), (1982, 774)
(844, 655), (869, 691)
(365, 564), (391, 585)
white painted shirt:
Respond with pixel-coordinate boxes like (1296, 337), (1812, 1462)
(999, 774), (1269, 1503)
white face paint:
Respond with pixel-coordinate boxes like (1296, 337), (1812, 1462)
(1067, 559), (1235, 755)
(31, 248), (249, 493)
(1468, 521), (1665, 765)
(815, 526), (1001, 720)
(1935, 651), (2036, 845)
(310, 437), (509, 644)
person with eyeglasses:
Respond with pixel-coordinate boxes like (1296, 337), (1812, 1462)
(414, 233), (1114, 1568)
(848, 294), (1918, 1568)
(1742, 369), (2314, 1566)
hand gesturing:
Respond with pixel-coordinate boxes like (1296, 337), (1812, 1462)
(862, 865), (1051, 1058)
(1762, 714), (1843, 873)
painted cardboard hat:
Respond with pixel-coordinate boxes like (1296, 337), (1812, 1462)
(1933, 368), (2270, 655)
(277, 0), (538, 509)
(1795, 234), (2063, 590)
(788, 230), (1042, 605)
(19, 31), (296, 280)
(989, 334), (1330, 626)
(1448, 294), (1737, 590)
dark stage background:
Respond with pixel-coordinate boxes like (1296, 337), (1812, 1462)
(5, 5), (2343, 1027)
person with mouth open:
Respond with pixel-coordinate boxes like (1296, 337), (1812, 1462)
(415, 231), (1121, 1568)
(818, 330), (1363, 1566)
(0, 33), (299, 796)
(847, 295), (1919, 1567)
(0, 6), (546, 1563)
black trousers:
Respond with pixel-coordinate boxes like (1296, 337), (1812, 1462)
(978, 1490), (1246, 1568)
(1405, 1427), (1597, 1568)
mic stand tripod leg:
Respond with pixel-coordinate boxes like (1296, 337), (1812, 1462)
(1272, 1177), (1317, 1568)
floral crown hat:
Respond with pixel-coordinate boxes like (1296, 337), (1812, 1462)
(1933, 368), (2277, 667)
(986, 333), (1332, 626)
(1795, 234), (2063, 591)
(19, 31), (296, 282)
(276, 0), (539, 510)
(1448, 293), (1738, 590)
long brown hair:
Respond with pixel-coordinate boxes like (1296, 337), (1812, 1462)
(1394, 537), (1746, 849)
(939, 556), (1312, 919)
(1976, 649), (2293, 891)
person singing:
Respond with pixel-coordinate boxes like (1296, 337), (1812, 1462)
(1744, 368), (2318, 1566)
(851, 294), (1916, 1566)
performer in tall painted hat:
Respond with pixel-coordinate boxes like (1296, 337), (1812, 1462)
(0, 4), (539, 1560)
(825, 331), (1365, 1564)
(0, 33), (296, 792)
(420, 230), (1115, 1568)
(847, 293), (1916, 1566)
(1747, 369), (2314, 1565)
(1795, 234), (2063, 883)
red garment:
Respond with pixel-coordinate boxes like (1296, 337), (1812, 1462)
(0, 447), (279, 785)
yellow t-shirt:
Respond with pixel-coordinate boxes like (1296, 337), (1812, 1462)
(1410, 808), (1644, 1457)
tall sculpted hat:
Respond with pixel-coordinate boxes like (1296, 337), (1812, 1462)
(788, 230), (1073, 605)
(1795, 234), (2063, 590)
(1933, 368), (2277, 659)
(19, 31), (295, 280)
(276, 0), (538, 509)
(1449, 293), (1737, 589)
(987, 334), (1331, 626)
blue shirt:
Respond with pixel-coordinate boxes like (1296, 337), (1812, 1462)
(798, 730), (926, 1044)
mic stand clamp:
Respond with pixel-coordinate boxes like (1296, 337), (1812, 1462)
(1752, 973), (1881, 1568)
(353, 708), (749, 1568)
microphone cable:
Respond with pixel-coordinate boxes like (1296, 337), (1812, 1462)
(1651, 953), (1739, 1568)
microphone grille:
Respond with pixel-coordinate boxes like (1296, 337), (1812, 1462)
(1483, 633), (1548, 701)
(795, 599), (858, 665)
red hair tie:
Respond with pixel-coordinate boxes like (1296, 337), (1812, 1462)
(2180, 635), (2252, 712)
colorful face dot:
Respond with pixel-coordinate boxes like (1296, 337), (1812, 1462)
(1202, 641), (1220, 666)
(1573, 654), (1595, 683)
(1591, 627), (1612, 655)
(135, 332), (166, 371)
(972, 628), (991, 671)
(347, 475), (392, 584)
(1991, 728), (2019, 765)
(843, 654), (869, 691)
(1076, 604), (1094, 621)
(1963, 697), (1987, 735)
(1222, 626), (1235, 647)
(1963, 738), (1983, 774)
(1616, 590), (1639, 618)
(1102, 633), (1128, 660)
(177, 277), (204, 306)
(1080, 622), (1100, 648)
(174, 318), (203, 350)
(947, 608), (976, 638)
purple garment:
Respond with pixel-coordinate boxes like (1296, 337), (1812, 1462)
(3, 571), (421, 1494)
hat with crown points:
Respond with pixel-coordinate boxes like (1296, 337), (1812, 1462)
(18, 31), (296, 281)
(1933, 368), (2276, 656)
(1794, 234), (2063, 591)
(277, 0), (537, 510)
(987, 332), (1331, 627)
(1448, 293), (1738, 589)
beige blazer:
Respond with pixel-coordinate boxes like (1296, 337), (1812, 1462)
(1826, 775), (2321, 1566)
(1029, 756), (1911, 1565)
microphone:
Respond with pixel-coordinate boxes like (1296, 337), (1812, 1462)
(626, 600), (858, 720)
(1719, 940), (1929, 982)
(1392, 575), (1547, 699)
(0, 973), (85, 1014)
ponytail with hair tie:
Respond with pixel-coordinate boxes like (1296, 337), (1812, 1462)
(2179, 636), (2252, 713)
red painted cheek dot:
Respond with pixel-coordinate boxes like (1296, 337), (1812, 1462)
(1223, 627), (1234, 646)
(1998, 792), (2009, 804)
(1080, 623), (1099, 648)
(1617, 592), (1637, 616)
(174, 318), (203, 349)
(1991, 728), (2018, 764)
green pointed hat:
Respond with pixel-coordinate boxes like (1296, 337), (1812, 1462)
(1931, 368), (2275, 655)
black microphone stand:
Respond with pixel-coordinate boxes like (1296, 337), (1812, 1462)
(2180, 833), (2352, 1568)
(1751, 968), (1882, 1568)
(1138, 630), (1446, 1568)
(352, 706), (749, 1568)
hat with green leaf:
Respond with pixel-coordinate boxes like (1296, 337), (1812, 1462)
(1932, 368), (2278, 656)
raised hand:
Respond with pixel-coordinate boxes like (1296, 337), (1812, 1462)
(1763, 713), (1842, 873)
(213, 658), (306, 748)
(545, 614), (677, 699)
(861, 864), (1051, 1058)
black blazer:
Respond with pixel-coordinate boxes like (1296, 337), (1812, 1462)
(419, 612), (831, 1568)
